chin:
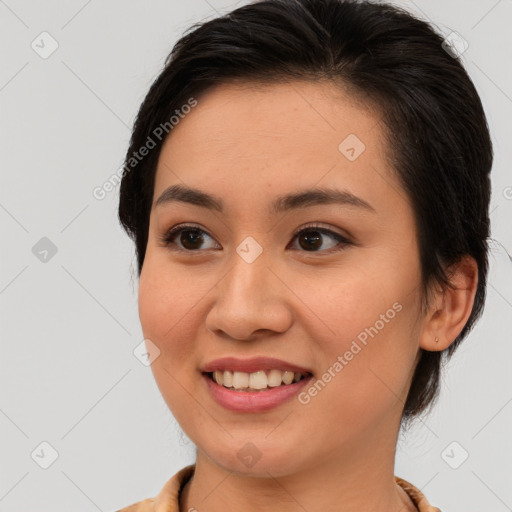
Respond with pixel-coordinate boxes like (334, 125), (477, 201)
(201, 436), (306, 478)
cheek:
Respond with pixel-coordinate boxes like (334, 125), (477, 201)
(291, 263), (420, 427)
(138, 258), (205, 423)
(302, 317), (417, 438)
(282, 257), (400, 352)
(138, 254), (204, 367)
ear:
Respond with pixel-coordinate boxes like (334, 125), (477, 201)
(419, 255), (479, 352)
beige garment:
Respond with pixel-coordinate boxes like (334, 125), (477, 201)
(115, 464), (442, 512)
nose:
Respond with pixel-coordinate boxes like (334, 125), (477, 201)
(204, 244), (293, 341)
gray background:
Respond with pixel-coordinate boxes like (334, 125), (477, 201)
(1, 0), (511, 511)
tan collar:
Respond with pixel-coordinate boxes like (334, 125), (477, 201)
(116, 464), (441, 512)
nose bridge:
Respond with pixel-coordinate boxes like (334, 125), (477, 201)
(223, 237), (271, 310)
(205, 236), (292, 339)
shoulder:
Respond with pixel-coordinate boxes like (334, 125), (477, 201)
(114, 465), (196, 512)
(114, 497), (156, 512)
(395, 476), (442, 512)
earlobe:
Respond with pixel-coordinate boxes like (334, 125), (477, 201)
(419, 255), (479, 352)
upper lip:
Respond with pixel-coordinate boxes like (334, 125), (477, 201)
(202, 356), (313, 375)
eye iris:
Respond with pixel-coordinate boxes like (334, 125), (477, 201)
(181, 230), (203, 250)
(299, 230), (322, 251)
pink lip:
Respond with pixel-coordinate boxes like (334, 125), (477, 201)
(203, 373), (313, 413)
(201, 356), (313, 374)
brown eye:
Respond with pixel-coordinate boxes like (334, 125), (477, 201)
(290, 225), (351, 253)
(160, 224), (220, 251)
(297, 230), (323, 251)
(160, 223), (351, 254)
(178, 229), (205, 250)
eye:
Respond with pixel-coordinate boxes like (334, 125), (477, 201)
(159, 223), (220, 252)
(159, 222), (352, 253)
(289, 223), (351, 253)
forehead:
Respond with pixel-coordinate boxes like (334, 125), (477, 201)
(153, 80), (404, 216)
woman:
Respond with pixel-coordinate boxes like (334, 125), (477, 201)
(116, 0), (492, 510)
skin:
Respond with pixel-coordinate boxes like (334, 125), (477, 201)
(138, 80), (478, 512)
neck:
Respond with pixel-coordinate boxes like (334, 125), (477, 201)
(180, 424), (416, 512)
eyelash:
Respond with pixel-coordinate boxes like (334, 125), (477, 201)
(158, 222), (352, 255)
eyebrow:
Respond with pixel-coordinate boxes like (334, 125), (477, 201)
(154, 184), (376, 214)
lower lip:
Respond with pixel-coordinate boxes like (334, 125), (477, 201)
(203, 373), (313, 413)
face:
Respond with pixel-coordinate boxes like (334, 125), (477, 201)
(138, 80), (425, 477)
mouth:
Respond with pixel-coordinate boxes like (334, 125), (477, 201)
(202, 368), (314, 413)
(203, 369), (313, 392)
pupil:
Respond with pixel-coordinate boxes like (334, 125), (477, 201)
(182, 230), (203, 249)
(299, 230), (322, 250)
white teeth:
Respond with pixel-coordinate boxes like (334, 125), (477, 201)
(210, 369), (308, 391)
(223, 370), (232, 387)
(268, 369), (283, 387)
(249, 370), (268, 390)
(232, 371), (249, 389)
(282, 371), (294, 385)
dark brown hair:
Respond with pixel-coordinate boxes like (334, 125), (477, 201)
(118, 0), (493, 426)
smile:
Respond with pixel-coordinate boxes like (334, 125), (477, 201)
(202, 371), (314, 413)
(206, 369), (311, 391)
